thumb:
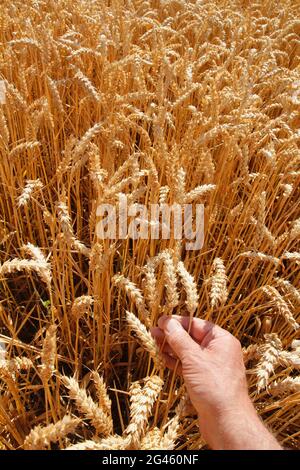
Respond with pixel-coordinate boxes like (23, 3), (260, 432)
(158, 316), (200, 362)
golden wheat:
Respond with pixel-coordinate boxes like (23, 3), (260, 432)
(0, 0), (300, 451)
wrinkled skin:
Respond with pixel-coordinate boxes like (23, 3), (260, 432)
(152, 316), (282, 450)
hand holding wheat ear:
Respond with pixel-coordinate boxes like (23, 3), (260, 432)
(152, 316), (281, 450)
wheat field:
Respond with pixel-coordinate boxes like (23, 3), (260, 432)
(0, 0), (300, 450)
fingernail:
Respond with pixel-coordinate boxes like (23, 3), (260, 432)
(158, 317), (181, 335)
(157, 315), (168, 329)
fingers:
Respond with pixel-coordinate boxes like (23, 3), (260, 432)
(162, 353), (182, 374)
(151, 327), (178, 357)
(156, 316), (201, 362)
(151, 327), (182, 372)
(151, 326), (164, 342)
(165, 315), (220, 345)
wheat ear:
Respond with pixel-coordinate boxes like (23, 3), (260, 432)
(71, 295), (94, 320)
(125, 375), (164, 449)
(160, 395), (187, 450)
(126, 311), (164, 370)
(113, 274), (150, 326)
(57, 199), (90, 258)
(144, 260), (159, 310)
(65, 435), (128, 450)
(0, 258), (51, 288)
(183, 183), (216, 204)
(275, 278), (300, 304)
(0, 357), (33, 378)
(210, 257), (228, 309)
(91, 371), (112, 416)
(177, 261), (199, 315)
(269, 377), (300, 396)
(160, 250), (179, 309)
(62, 376), (113, 436)
(40, 324), (57, 382)
(24, 415), (80, 450)
(18, 179), (43, 207)
(278, 350), (300, 369)
(256, 333), (282, 391)
(141, 427), (162, 450)
(262, 286), (299, 330)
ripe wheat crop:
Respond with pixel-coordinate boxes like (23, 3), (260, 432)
(0, 0), (300, 450)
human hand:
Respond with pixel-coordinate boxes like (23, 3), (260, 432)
(151, 315), (281, 450)
(151, 315), (248, 416)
